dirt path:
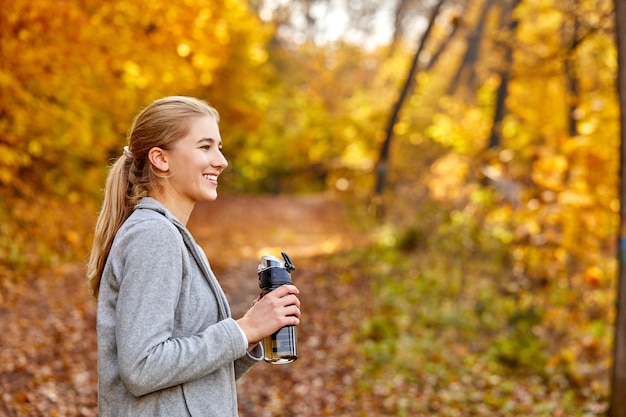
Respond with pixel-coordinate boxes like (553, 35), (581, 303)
(0, 193), (371, 417)
(188, 193), (365, 317)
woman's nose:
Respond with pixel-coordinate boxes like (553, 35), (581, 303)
(214, 150), (228, 169)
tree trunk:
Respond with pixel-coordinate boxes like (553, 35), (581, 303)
(448, 0), (496, 96)
(372, 0), (445, 218)
(487, 0), (521, 149)
(612, 0), (626, 415)
(424, 10), (462, 72)
(564, 15), (580, 137)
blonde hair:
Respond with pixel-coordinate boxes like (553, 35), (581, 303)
(87, 96), (220, 297)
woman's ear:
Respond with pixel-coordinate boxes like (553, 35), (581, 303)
(148, 147), (169, 172)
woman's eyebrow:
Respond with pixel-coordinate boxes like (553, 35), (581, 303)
(197, 137), (223, 147)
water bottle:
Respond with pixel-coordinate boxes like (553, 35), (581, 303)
(258, 252), (297, 364)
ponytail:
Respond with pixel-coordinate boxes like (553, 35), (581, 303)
(86, 154), (134, 297)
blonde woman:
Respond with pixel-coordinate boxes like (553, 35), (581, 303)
(87, 96), (301, 416)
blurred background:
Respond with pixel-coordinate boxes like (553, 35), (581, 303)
(0, 0), (619, 415)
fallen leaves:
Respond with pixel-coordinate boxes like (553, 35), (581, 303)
(0, 265), (97, 417)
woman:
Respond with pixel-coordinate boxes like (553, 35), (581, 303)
(87, 96), (301, 416)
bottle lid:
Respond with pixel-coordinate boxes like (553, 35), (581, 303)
(258, 252), (295, 273)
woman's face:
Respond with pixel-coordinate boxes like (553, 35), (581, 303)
(160, 115), (228, 205)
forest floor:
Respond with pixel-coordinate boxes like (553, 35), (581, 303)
(0, 193), (373, 417)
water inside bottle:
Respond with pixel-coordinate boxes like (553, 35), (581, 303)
(263, 326), (297, 364)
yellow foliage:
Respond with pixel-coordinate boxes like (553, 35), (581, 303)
(0, 0), (271, 270)
(531, 154), (568, 190)
(428, 154), (471, 201)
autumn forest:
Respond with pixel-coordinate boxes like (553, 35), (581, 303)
(0, 0), (622, 415)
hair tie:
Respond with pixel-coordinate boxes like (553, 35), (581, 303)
(123, 146), (133, 159)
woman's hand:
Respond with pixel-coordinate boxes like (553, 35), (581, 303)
(236, 284), (301, 346)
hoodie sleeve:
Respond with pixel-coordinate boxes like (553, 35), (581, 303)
(235, 344), (264, 380)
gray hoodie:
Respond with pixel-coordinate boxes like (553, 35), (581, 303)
(97, 197), (262, 416)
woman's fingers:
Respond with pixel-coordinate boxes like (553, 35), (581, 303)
(287, 304), (301, 319)
(236, 284), (302, 343)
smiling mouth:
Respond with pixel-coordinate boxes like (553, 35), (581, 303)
(204, 174), (218, 182)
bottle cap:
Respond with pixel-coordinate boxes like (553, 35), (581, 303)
(257, 252), (295, 273)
